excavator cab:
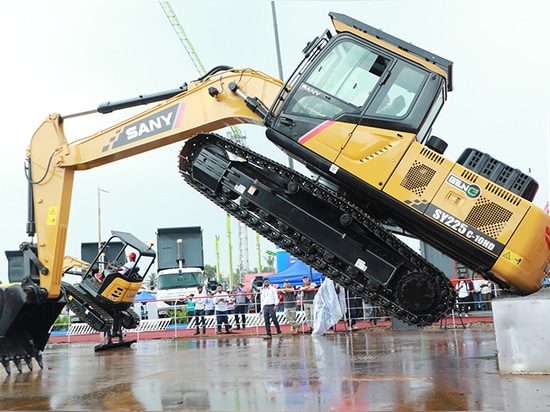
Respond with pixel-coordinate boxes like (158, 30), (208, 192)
(265, 12), (453, 184)
(63, 230), (156, 352)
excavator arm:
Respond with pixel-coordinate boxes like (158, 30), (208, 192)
(0, 67), (282, 373)
(27, 68), (282, 299)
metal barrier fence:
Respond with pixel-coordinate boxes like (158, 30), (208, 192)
(187, 312), (307, 329)
(59, 312), (306, 337)
(49, 290), (496, 340)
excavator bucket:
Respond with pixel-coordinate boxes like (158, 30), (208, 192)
(0, 283), (65, 374)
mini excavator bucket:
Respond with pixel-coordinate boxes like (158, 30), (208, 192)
(0, 277), (65, 374)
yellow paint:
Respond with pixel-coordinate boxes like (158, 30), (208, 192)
(47, 206), (57, 225)
(501, 249), (523, 266)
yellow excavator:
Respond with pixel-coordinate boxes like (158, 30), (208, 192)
(2, 12), (550, 373)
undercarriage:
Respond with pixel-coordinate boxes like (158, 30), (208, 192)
(64, 283), (141, 352)
(179, 133), (456, 326)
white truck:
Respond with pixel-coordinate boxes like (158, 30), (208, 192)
(155, 227), (206, 317)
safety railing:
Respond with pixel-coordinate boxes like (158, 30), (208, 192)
(49, 286), (498, 342)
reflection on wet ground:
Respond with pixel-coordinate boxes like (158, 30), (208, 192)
(1, 328), (549, 411)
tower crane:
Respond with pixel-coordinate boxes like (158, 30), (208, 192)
(159, 1), (250, 284)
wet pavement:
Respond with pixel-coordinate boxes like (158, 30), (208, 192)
(1, 327), (550, 411)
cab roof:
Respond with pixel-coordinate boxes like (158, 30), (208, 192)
(330, 12), (453, 92)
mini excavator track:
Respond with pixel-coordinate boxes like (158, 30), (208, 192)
(64, 284), (113, 332)
(120, 307), (141, 330)
(179, 133), (455, 326)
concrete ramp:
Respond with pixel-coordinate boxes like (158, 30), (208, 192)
(493, 286), (550, 374)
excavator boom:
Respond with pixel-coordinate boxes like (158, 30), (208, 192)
(0, 67), (282, 373)
(27, 68), (282, 299)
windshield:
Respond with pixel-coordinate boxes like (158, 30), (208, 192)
(157, 272), (203, 290)
(285, 40), (390, 119)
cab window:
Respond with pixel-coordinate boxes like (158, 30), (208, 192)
(373, 64), (427, 118)
(286, 40), (390, 119)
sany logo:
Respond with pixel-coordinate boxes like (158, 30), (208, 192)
(446, 175), (481, 199)
(125, 112), (174, 140)
(300, 84), (321, 96)
(104, 104), (184, 152)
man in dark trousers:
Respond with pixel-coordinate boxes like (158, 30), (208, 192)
(260, 277), (282, 339)
(281, 279), (299, 333)
(232, 283), (248, 330)
(299, 276), (318, 332)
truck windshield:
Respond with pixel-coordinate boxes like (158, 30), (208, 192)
(157, 272), (203, 290)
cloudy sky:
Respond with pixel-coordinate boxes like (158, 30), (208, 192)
(1, 0), (549, 283)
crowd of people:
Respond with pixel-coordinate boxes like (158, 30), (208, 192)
(144, 272), (498, 337)
(455, 275), (496, 316)
(167, 275), (366, 338)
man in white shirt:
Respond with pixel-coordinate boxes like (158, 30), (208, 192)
(193, 285), (207, 335)
(109, 252), (136, 275)
(455, 276), (471, 317)
(472, 279), (484, 311)
(214, 284), (231, 334)
(260, 278), (282, 339)
(95, 252), (137, 282)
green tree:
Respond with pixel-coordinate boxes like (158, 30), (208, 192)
(52, 314), (70, 331)
(167, 307), (188, 324)
(263, 254), (275, 272)
(204, 264), (217, 278)
(147, 272), (157, 290)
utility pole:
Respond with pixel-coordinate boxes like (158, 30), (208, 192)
(215, 235), (221, 283)
(97, 187), (108, 253)
(271, 0), (293, 169)
(256, 233), (262, 273)
(227, 215), (233, 288)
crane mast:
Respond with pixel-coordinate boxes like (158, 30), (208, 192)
(159, 1), (250, 283)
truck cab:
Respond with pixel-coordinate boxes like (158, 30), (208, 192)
(155, 226), (205, 318)
(156, 267), (205, 317)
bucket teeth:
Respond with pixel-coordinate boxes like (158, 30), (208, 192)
(13, 357), (22, 373)
(0, 283), (66, 374)
(35, 353), (43, 369)
(1, 353), (44, 374)
(24, 356), (33, 371)
(1, 359), (10, 375)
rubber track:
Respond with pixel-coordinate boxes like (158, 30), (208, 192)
(179, 133), (456, 325)
(122, 307), (141, 330)
(63, 284), (113, 332)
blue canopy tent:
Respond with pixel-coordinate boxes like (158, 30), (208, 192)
(268, 260), (324, 287)
(135, 290), (156, 302)
(134, 290), (158, 319)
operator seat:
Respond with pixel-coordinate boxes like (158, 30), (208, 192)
(126, 267), (141, 281)
(380, 95), (406, 116)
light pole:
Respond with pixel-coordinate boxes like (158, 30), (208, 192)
(97, 187), (108, 253)
(271, 0), (293, 170)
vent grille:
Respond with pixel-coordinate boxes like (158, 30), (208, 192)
(464, 197), (513, 238)
(460, 169), (479, 184)
(484, 182), (522, 206)
(462, 167), (522, 206)
(401, 161), (436, 196)
(419, 147), (445, 165)
(360, 143), (395, 163)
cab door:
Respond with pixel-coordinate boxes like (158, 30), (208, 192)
(333, 60), (442, 188)
(269, 36), (393, 165)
